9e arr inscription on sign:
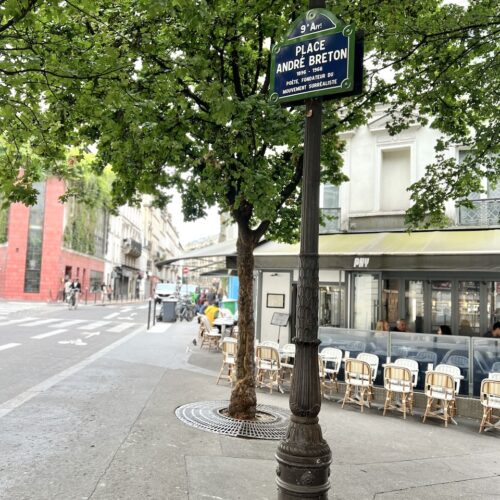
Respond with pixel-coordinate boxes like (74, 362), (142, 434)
(271, 9), (362, 104)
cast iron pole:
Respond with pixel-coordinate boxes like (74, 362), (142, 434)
(276, 0), (332, 497)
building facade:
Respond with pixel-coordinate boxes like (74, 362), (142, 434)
(0, 179), (183, 301)
(254, 108), (500, 342)
(0, 178), (106, 301)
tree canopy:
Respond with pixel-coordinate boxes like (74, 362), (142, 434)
(1, 1), (497, 223)
(1, 0), (498, 416)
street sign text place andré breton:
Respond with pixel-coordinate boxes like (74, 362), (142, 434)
(271, 9), (358, 104)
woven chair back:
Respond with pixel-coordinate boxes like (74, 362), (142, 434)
(345, 359), (371, 383)
(481, 379), (500, 402)
(425, 371), (455, 398)
(384, 365), (412, 390)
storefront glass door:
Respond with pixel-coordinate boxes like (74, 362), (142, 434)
(405, 280), (425, 333)
(319, 285), (345, 327)
(431, 281), (452, 334)
(353, 273), (380, 330)
(458, 281), (480, 336)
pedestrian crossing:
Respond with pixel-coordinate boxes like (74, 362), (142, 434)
(31, 329), (67, 340)
(0, 317), (141, 353)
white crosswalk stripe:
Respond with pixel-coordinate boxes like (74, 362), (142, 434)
(107, 323), (134, 333)
(104, 312), (120, 320)
(56, 319), (86, 328)
(0, 343), (21, 351)
(79, 321), (110, 330)
(3, 317), (39, 326)
(18, 318), (61, 327)
(31, 329), (67, 340)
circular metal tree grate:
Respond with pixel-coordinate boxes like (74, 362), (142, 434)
(175, 400), (290, 440)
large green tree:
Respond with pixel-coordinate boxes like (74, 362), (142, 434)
(1, 0), (498, 418)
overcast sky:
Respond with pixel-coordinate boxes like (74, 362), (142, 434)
(169, 191), (220, 247)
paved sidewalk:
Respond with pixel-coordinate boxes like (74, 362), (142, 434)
(0, 320), (499, 500)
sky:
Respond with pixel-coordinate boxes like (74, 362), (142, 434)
(169, 191), (220, 247)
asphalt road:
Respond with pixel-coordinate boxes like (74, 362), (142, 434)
(0, 301), (150, 409)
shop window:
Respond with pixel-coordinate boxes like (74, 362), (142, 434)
(24, 182), (46, 293)
(458, 281), (480, 336)
(405, 281), (425, 333)
(89, 270), (104, 293)
(382, 279), (399, 326)
(319, 285), (344, 327)
(487, 282), (500, 328)
(380, 148), (411, 211)
(431, 281), (452, 335)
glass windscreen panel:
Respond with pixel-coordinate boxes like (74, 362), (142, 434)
(472, 338), (500, 397)
(391, 332), (470, 395)
(405, 280), (425, 333)
(431, 281), (452, 335)
(319, 326), (389, 385)
(353, 273), (379, 330)
(458, 281), (480, 336)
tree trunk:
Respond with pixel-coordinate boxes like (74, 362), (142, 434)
(228, 222), (257, 419)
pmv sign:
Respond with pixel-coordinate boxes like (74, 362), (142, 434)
(271, 8), (363, 104)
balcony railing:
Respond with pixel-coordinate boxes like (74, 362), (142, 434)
(122, 238), (142, 258)
(458, 198), (500, 227)
(319, 208), (341, 234)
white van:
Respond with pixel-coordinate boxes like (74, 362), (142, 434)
(154, 283), (198, 303)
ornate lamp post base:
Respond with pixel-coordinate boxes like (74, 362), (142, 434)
(276, 415), (331, 499)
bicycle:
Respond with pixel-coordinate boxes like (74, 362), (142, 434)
(67, 289), (78, 310)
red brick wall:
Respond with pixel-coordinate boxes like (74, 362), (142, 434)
(0, 178), (105, 301)
(1, 201), (30, 299)
(0, 245), (8, 296)
(60, 249), (105, 295)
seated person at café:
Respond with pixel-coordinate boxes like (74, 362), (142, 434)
(484, 321), (500, 338)
(391, 318), (408, 333)
(204, 302), (220, 331)
(437, 324), (452, 336)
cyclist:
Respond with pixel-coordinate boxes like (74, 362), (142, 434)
(68, 277), (81, 309)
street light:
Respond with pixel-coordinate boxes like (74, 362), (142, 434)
(275, 0), (332, 498)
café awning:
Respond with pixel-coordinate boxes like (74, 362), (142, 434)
(157, 239), (237, 266)
(253, 229), (500, 272)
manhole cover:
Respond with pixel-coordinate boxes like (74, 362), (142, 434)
(175, 400), (290, 440)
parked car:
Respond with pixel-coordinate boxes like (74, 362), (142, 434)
(154, 283), (198, 304)
(154, 283), (178, 304)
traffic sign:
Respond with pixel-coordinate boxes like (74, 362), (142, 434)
(182, 267), (189, 275)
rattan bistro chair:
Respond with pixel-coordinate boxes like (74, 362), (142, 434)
(342, 359), (373, 412)
(422, 371), (456, 427)
(394, 358), (419, 387)
(216, 338), (238, 386)
(357, 352), (379, 401)
(198, 315), (221, 351)
(255, 345), (282, 394)
(383, 365), (414, 419)
(320, 348), (343, 396)
(479, 378), (500, 433)
(280, 343), (296, 382)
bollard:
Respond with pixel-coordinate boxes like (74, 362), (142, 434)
(153, 299), (156, 326)
(94, 292), (97, 304)
(147, 297), (152, 330)
(85, 289), (88, 305)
